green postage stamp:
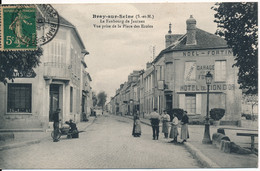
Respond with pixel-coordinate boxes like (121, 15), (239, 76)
(0, 5), (37, 50)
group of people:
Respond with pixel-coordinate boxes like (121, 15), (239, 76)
(132, 108), (189, 144)
(52, 108), (79, 142)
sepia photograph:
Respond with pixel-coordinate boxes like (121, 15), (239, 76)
(0, 0), (258, 170)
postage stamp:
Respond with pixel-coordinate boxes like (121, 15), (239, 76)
(0, 4), (59, 51)
(0, 5), (37, 50)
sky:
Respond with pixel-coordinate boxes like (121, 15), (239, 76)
(50, 2), (218, 100)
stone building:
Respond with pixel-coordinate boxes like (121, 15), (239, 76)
(110, 15), (242, 125)
(0, 15), (92, 129)
(151, 15), (242, 125)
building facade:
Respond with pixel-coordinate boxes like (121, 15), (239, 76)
(0, 14), (92, 129)
(152, 15), (242, 125)
(110, 15), (242, 125)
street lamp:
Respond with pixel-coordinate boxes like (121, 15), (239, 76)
(202, 71), (213, 144)
(129, 99), (134, 116)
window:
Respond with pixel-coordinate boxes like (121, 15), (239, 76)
(7, 84), (32, 113)
(166, 63), (173, 82)
(215, 60), (226, 82)
(50, 40), (66, 65)
(185, 94), (196, 114)
(184, 61), (196, 82)
(157, 66), (164, 81)
(70, 87), (73, 112)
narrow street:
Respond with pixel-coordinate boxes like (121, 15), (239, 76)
(0, 114), (199, 169)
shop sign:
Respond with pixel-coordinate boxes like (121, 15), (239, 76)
(183, 49), (232, 57)
(196, 65), (215, 81)
(13, 70), (36, 78)
(180, 83), (235, 92)
(185, 62), (215, 82)
(157, 80), (164, 90)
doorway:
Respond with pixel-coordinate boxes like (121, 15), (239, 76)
(166, 94), (172, 112)
(49, 84), (60, 122)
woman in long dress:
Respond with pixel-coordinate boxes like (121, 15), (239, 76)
(161, 110), (170, 138)
(180, 111), (189, 143)
(169, 113), (179, 143)
(132, 115), (141, 137)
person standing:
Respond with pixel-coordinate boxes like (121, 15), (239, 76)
(132, 115), (141, 137)
(180, 111), (189, 143)
(161, 110), (170, 138)
(169, 113), (179, 143)
(149, 108), (160, 140)
(53, 108), (61, 142)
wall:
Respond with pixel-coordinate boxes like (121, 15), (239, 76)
(169, 48), (241, 122)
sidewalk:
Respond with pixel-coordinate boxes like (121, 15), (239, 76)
(0, 116), (96, 151)
(124, 115), (258, 168)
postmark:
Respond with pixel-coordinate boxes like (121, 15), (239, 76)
(1, 5), (37, 50)
(35, 4), (59, 46)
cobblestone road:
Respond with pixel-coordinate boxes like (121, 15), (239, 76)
(0, 114), (199, 169)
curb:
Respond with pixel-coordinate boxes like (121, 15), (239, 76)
(184, 142), (220, 168)
(0, 118), (97, 152)
(122, 114), (220, 168)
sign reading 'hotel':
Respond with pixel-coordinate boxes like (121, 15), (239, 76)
(180, 83), (235, 92)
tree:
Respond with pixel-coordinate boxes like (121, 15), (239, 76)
(0, 47), (43, 84)
(92, 92), (97, 107)
(212, 2), (258, 95)
(242, 94), (258, 121)
(97, 91), (107, 109)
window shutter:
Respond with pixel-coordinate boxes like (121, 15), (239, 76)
(179, 94), (185, 110)
(196, 94), (201, 114)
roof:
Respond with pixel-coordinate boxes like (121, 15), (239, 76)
(166, 34), (183, 42)
(59, 16), (75, 27)
(169, 28), (228, 51)
(59, 16), (88, 53)
(87, 73), (92, 82)
(153, 28), (229, 63)
(81, 60), (87, 68)
(36, 5), (89, 54)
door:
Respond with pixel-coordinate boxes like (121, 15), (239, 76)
(166, 94), (172, 112)
(49, 84), (60, 122)
(166, 94), (173, 121)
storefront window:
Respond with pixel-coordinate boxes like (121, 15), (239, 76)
(185, 94), (196, 114)
(7, 84), (32, 113)
(215, 60), (226, 82)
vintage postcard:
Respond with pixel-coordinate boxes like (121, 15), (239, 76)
(0, 1), (258, 170)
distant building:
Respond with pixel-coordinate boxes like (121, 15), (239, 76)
(0, 14), (92, 129)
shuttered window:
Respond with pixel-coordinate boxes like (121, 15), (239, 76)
(185, 94), (196, 114)
(215, 60), (226, 82)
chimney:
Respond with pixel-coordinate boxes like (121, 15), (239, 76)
(165, 23), (174, 48)
(186, 15), (197, 45)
